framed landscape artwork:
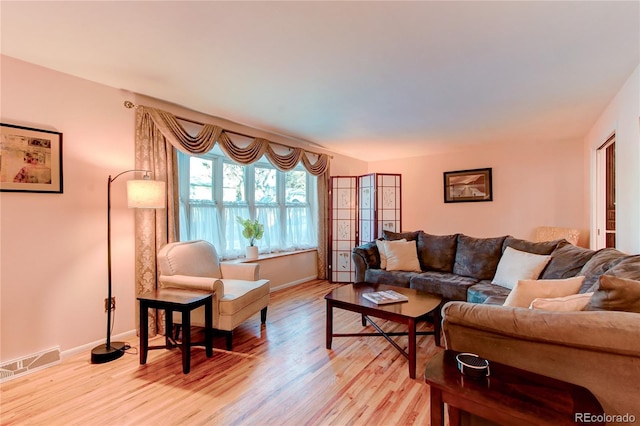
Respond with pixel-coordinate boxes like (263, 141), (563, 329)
(443, 168), (492, 203)
(0, 123), (63, 193)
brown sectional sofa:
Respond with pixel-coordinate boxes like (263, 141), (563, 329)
(353, 230), (640, 424)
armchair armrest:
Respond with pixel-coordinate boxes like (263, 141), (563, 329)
(220, 262), (260, 281)
(159, 275), (224, 294)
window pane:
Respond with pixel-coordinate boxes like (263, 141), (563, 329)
(255, 167), (276, 203)
(223, 163), (245, 202)
(286, 170), (307, 203)
(190, 157), (213, 200)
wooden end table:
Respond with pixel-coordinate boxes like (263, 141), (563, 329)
(425, 350), (604, 426)
(325, 283), (443, 379)
(138, 289), (213, 374)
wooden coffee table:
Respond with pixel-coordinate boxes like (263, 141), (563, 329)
(325, 283), (443, 379)
(425, 350), (605, 426)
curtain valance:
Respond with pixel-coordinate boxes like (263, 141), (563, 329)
(139, 105), (329, 176)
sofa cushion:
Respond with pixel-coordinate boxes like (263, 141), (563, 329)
(530, 292), (593, 311)
(492, 247), (551, 289)
(502, 236), (561, 255)
(363, 269), (418, 287)
(578, 248), (628, 293)
(586, 275), (640, 313)
(383, 230), (421, 241)
(467, 281), (511, 304)
(376, 238), (406, 269)
(540, 242), (596, 279)
(410, 272), (478, 301)
(417, 232), (458, 273)
(385, 240), (421, 272)
(453, 234), (507, 280)
(503, 276), (584, 308)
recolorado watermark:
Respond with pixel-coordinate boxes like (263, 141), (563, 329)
(575, 412), (636, 423)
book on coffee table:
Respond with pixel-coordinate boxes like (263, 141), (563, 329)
(362, 290), (409, 305)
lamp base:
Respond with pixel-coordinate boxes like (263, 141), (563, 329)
(91, 341), (126, 364)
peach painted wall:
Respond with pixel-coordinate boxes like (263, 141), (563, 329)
(0, 56), (363, 363)
(584, 65), (640, 253)
(368, 137), (588, 246)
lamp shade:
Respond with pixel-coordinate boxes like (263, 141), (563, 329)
(127, 179), (166, 209)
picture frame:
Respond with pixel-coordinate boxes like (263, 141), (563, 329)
(443, 168), (492, 203)
(0, 123), (63, 193)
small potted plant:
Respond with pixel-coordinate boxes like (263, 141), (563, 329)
(236, 216), (264, 259)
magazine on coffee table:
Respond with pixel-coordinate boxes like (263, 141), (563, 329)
(362, 290), (409, 305)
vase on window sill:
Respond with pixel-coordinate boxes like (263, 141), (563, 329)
(246, 246), (259, 259)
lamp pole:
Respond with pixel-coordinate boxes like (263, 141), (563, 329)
(91, 169), (155, 364)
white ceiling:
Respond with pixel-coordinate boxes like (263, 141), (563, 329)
(1, 1), (639, 161)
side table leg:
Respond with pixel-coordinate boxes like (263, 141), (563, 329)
(182, 309), (191, 374)
(140, 301), (148, 365)
(205, 296), (213, 358)
(430, 387), (444, 426)
(165, 308), (173, 347)
(326, 301), (333, 349)
(408, 318), (416, 379)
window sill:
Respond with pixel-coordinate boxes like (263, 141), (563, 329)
(223, 248), (317, 264)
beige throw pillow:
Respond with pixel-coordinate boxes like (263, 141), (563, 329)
(385, 240), (421, 272)
(530, 292), (594, 311)
(492, 247), (551, 289)
(503, 276), (585, 308)
(376, 238), (406, 269)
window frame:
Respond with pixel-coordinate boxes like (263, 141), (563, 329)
(179, 150), (317, 258)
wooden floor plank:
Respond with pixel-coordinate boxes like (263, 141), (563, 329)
(0, 280), (442, 425)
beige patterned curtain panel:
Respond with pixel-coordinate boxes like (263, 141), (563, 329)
(141, 105), (329, 174)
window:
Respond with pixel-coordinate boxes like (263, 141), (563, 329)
(178, 149), (318, 258)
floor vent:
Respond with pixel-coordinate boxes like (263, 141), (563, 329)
(0, 347), (61, 383)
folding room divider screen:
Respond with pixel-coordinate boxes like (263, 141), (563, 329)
(329, 174), (401, 283)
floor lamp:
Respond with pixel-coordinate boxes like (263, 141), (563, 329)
(91, 169), (166, 364)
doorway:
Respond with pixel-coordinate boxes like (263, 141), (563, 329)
(596, 135), (616, 249)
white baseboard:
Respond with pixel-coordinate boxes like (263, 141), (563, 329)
(270, 275), (318, 292)
(61, 329), (138, 359)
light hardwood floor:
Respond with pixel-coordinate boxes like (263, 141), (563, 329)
(0, 280), (443, 425)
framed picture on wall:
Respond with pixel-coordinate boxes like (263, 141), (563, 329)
(0, 123), (63, 193)
(443, 168), (492, 203)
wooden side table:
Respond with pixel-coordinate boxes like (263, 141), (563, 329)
(425, 350), (604, 426)
(138, 289), (213, 374)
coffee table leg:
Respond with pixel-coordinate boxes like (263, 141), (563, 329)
(326, 301), (333, 349)
(140, 301), (148, 365)
(408, 318), (416, 379)
(182, 309), (191, 374)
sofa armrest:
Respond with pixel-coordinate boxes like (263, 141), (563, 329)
(220, 262), (260, 281)
(352, 241), (380, 282)
(159, 275), (224, 294)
